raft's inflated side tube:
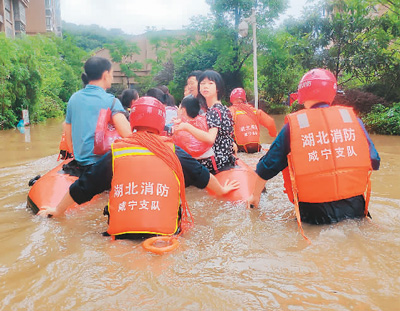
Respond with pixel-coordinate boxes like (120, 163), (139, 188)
(27, 159), (79, 214)
(207, 159), (258, 202)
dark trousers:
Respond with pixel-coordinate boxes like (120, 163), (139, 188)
(299, 195), (367, 225)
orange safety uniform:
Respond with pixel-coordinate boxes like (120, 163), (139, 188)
(230, 103), (277, 153)
(107, 137), (181, 236)
(283, 106), (372, 205)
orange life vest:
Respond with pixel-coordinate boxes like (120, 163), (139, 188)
(230, 104), (260, 152)
(283, 106), (372, 242)
(283, 106), (372, 204)
(172, 115), (213, 158)
(107, 136), (181, 236)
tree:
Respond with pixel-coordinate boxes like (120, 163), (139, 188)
(282, 0), (400, 102)
(170, 0), (288, 102)
(0, 33), (88, 129)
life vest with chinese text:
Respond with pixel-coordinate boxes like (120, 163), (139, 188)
(107, 136), (181, 236)
(230, 104), (260, 151)
(283, 106), (372, 204)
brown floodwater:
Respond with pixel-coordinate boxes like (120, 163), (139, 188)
(0, 117), (399, 310)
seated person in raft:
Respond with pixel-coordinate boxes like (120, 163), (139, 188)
(174, 70), (236, 174)
(172, 95), (215, 160)
(38, 97), (240, 239)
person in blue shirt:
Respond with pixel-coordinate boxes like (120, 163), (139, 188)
(38, 97), (239, 218)
(65, 56), (131, 166)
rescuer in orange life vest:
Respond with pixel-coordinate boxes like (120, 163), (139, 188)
(247, 69), (380, 228)
(38, 97), (239, 237)
(229, 88), (277, 153)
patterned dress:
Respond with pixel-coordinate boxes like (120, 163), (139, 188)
(198, 102), (236, 174)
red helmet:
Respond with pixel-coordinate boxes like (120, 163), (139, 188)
(230, 88), (247, 104)
(129, 96), (166, 134)
(297, 69), (337, 105)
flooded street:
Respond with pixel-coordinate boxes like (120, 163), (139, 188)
(0, 117), (399, 310)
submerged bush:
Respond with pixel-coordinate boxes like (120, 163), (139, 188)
(332, 89), (390, 115)
(362, 103), (400, 135)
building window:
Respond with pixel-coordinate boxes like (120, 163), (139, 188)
(45, 0), (51, 8)
(5, 0), (11, 11)
(46, 16), (52, 29)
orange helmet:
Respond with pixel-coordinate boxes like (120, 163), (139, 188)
(230, 88), (247, 104)
(297, 69), (337, 105)
(129, 96), (166, 134)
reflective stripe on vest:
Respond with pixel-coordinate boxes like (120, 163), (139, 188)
(284, 106), (372, 203)
(108, 140), (180, 236)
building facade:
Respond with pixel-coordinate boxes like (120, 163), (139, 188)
(25, 0), (61, 36)
(0, 0), (29, 38)
(0, 0), (61, 38)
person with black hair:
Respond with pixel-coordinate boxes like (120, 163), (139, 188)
(180, 95), (200, 119)
(66, 56), (131, 165)
(157, 85), (176, 106)
(121, 88), (139, 119)
(146, 88), (177, 133)
(38, 97), (239, 218)
(37, 56), (131, 217)
(187, 71), (202, 98)
(174, 70), (235, 174)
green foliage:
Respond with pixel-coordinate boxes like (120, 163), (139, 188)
(282, 0), (400, 103)
(104, 39), (140, 63)
(178, 0), (289, 99)
(62, 22), (130, 52)
(254, 29), (304, 105)
(171, 40), (220, 100)
(0, 33), (88, 129)
(362, 103), (400, 135)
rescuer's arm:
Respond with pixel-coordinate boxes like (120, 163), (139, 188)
(257, 110), (277, 137)
(357, 118), (380, 170)
(247, 124), (291, 208)
(112, 113), (132, 138)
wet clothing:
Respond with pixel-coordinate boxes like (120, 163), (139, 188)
(256, 103), (380, 224)
(199, 103), (236, 173)
(69, 146), (210, 205)
(66, 84), (125, 166)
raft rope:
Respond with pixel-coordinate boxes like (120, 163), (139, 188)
(287, 153), (311, 244)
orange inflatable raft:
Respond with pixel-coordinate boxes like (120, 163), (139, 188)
(208, 159), (257, 202)
(26, 158), (91, 214)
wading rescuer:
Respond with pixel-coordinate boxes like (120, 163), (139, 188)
(229, 88), (277, 153)
(247, 69), (380, 237)
(38, 97), (239, 237)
